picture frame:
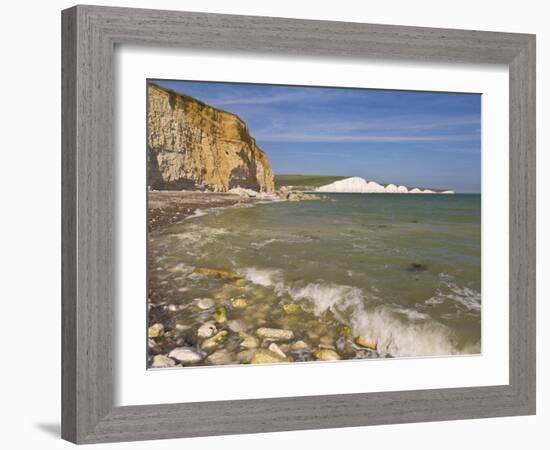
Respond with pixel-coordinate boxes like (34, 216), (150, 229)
(61, 4), (536, 444)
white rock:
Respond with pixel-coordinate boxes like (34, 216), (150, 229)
(207, 349), (234, 365)
(197, 322), (217, 339)
(227, 320), (247, 333)
(268, 343), (286, 358)
(291, 340), (310, 351)
(168, 347), (204, 364)
(175, 323), (191, 332)
(151, 354), (176, 368)
(196, 298), (215, 310)
(167, 304), (182, 312)
(257, 327), (294, 341)
(316, 176), (450, 195)
(240, 335), (259, 349)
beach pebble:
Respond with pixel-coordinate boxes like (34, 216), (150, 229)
(193, 267), (242, 280)
(227, 320), (247, 333)
(291, 340), (310, 351)
(268, 343), (286, 358)
(319, 336), (335, 348)
(231, 298), (248, 309)
(175, 323), (191, 332)
(196, 298), (215, 310)
(256, 327), (294, 341)
(240, 335), (259, 349)
(167, 304), (185, 312)
(340, 325), (352, 337)
(237, 349), (256, 364)
(168, 347), (204, 364)
(282, 303), (301, 314)
(354, 336), (378, 350)
(201, 330), (228, 352)
(213, 307), (228, 323)
(148, 323), (164, 338)
(251, 349), (286, 364)
(313, 348), (341, 361)
(148, 339), (160, 353)
(151, 354), (176, 368)
(207, 349), (235, 365)
(197, 322), (217, 339)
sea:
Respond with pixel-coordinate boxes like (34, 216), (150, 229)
(148, 193), (481, 359)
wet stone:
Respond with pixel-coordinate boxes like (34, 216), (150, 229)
(231, 298), (248, 309)
(227, 320), (247, 333)
(201, 330), (228, 352)
(313, 348), (341, 361)
(407, 262), (428, 272)
(197, 322), (217, 339)
(256, 327), (294, 341)
(168, 347), (204, 364)
(251, 349), (286, 364)
(268, 343), (286, 358)
(240, 335), (259, 349)
(354, 335), (378, 350)
(151, 354), (176, 368)
(207, 349), (235, 365)
(148, 323), (164, 338)
(214, 307), (228, 323)
(196, 298), (215, 310)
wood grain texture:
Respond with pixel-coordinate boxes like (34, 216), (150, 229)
(61, 5), (536, 444)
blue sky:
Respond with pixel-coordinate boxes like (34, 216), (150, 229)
(152, 79), (481, 193)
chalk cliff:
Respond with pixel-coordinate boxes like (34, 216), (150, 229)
(316, 177), (454, 194)
(147, 84), (275, 192)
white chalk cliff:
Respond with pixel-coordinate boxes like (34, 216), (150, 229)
(315, 177), (454, 194)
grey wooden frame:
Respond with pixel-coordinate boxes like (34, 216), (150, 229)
(62, 4), (536, 444)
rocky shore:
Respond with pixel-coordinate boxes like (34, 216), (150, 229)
(148, 189), (321, 232)
(148, 265), (382, 368)
(146, 189), (386, 368)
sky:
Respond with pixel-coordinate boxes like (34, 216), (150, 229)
(152, 79), (481, 193)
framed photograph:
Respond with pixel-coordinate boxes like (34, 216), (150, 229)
(62, 5), (536, 444)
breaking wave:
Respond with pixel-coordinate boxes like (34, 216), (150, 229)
(243, 267), (477, 357)
(425, 273), (481, 312)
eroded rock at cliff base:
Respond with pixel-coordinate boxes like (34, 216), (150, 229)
(148, 83), (275, 192)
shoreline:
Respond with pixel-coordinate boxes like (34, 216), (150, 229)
(147, 190), (480, 367)
(148, 189), (320, 232)
(148, 191), (266, 232)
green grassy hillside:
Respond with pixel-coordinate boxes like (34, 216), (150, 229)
(274, 175), (348, 191)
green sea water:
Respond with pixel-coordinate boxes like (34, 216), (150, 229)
(149, 194), (481, 358)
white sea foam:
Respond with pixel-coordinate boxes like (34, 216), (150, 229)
(286, 281), (461, 357)
(425, 274), (481, 312)
(393, 307), (430, 321)
(167, 262), (193, 275)
(186, 208), (209, 219)
(242, 268), (470, 357)
(243, 267), (281, 287)
(251, 238), (279, 248)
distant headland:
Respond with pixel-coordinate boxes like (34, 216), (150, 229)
(315, 176), (454, 194)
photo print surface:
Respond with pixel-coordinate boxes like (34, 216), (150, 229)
(146, 79), (481, 368)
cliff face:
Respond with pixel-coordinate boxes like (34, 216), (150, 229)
(147, 84), (275, 192)
(316, 177), (454, 194)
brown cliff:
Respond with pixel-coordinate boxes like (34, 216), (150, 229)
(147, 83), (275, 192)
